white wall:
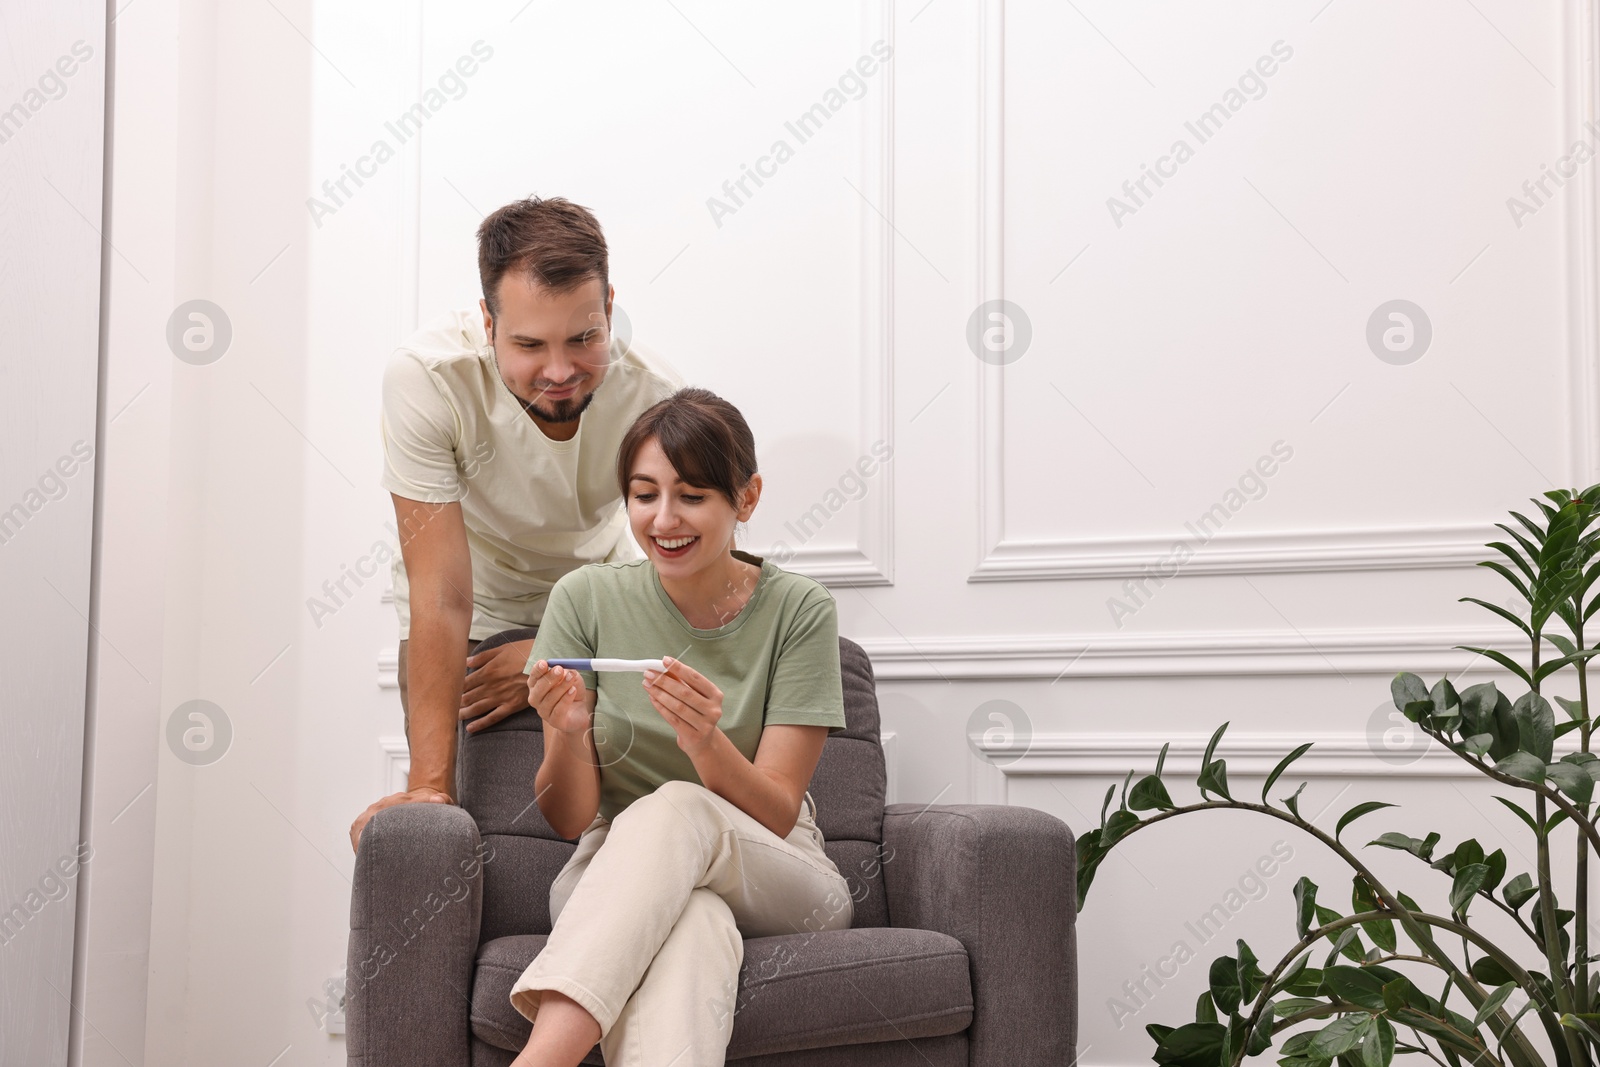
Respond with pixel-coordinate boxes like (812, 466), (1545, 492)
(0, 2), (106, 1064)
(89, 0), (1595, 1064)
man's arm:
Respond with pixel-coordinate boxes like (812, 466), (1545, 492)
(395, 493), (474, 794)
(349, 494), (474, 851)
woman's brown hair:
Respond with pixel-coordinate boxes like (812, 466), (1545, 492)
(616, 388), (758, 511)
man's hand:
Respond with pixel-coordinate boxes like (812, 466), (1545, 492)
(461, 638), (537, 734)
(349, 786), (452, 853)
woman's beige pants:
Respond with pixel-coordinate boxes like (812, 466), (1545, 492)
(509, 778), (854, 1066)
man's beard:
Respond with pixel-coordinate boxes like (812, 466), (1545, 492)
(517, 385), (597, 424)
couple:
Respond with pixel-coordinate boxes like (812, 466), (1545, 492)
(350, 196), (855, 1066)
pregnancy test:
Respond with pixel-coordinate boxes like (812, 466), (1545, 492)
(543, 658), (667, 673)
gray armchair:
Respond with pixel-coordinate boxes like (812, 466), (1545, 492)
(347, 632), (1078, 1065)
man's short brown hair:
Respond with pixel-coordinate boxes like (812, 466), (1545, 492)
(477, 196), (609, 318)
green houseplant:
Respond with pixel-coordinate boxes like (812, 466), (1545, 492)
(1079, 485), (1600, 1067)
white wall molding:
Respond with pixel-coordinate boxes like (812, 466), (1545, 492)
(379, 736), (410, 795)
(384, 625), (1520, 685)
(857, 624), (1515, 680)
(979, 730), (1576, 779)
(971, 523), (1505, 581)
(969, 1), (1594, 585)
(752, 0), (897, 587)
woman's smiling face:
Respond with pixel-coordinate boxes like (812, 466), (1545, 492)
(626, 436), (757, 575)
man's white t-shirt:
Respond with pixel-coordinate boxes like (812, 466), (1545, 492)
(380, 309), (684, 641)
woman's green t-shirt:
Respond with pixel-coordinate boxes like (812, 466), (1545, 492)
(522, 549), (847, 821)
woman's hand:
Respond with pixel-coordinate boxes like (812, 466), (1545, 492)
(526, 661), (592, 736)
(642, 656), (723, 756)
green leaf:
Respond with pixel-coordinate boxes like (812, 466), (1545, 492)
(1459, 596), (1534, 638)
(1197, 759), (1232, 801)
(1511, 692), (1555, 761)
(1455, 645), (1534, 689)
(1469, 954), (1514, 987)
(1361, 1016), (1395, 1067)
(1555, 694), (1586, 722)
(1367, 832), (1439, 861)
(1310, 1016), (1375, 1060)
(1202, 722), (1229, 769)
(1391, 673), (1429, 714)
(1263, 743), (1314, 805)
(1546, 761), (1594, 805)
(1321, 965), (1389, 1011)
(1492, 752), (1546, 785)
(1195, 991), (1217, 1025)
(1248, 1002), (1278, 1056)
(1471, 982), (1517, 1028)
(1501, 872), (1537, 910)
(1488, 531), (1538, 577)
(1325, 926), (1366, 966)
(1275, 997), (1324, 1018)
(1152, 1022), (1227, 1067)
(1270, 953), (1312, 998)
(1459, 683), (1500, 737)
(1351, 876), (1396, 954)
(1283, 782), (1309, 821)
(1477, 560), (1531, 601)
(1155, 741), (1170, 778)
(1491, 688), (1521, 762)
(1074, 828), (1106, 907)
(1381, 979), (1410, 1013)
(1462, 733), (1494, 757)
(1119, 769), (1135, 812)
(1128, 774), (1176, 812)
(1547, 632), (1579, 658)
(1098, 784), (1115, 829)
(1103, 809), (1140, 847)
(1482, 848), (1507, 892)
(1336, 802), (1397, 843)
(1210, 955), (1241, 1015)
(1237, 940), (1268, 1003)
(1535, 649), (1600, 684)
(1285, 965), (1324, 997)
(1294, 877), (1318, 939)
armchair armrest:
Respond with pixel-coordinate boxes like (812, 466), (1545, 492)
(347, 803), (488, 1067)
(882, 802), (1077, 1067)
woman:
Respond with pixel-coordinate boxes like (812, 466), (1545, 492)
(507, 387), (854, 1067)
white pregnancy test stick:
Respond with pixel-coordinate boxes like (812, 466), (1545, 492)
(543, 657), (667, 673)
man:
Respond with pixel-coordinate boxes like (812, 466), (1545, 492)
(349, 196), (683, 850)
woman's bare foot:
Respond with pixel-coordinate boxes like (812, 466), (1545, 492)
(510, 990), (602, 1067)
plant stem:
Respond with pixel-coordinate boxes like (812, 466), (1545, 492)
(1535, 792), (1585, 1067)
(1577, 615), (1591, 1019)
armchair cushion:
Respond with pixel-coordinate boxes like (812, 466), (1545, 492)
(470, 926), (973, 1060)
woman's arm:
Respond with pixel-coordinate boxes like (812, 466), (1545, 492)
(697, 723), (829, 838)
(533, 684), (602, 839)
